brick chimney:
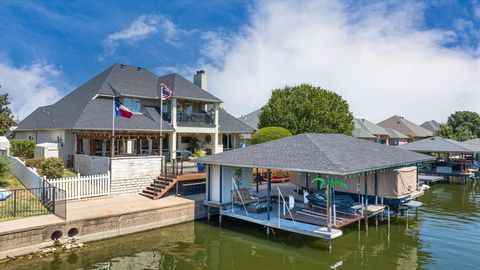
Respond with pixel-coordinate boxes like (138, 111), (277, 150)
(194, 70), (207, 91)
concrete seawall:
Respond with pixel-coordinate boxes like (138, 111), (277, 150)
(0, 194), (207, 260)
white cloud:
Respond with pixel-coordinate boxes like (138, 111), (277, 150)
(0, 62), (63, 120)
(203, 1), (480, 124)
(100, 14), (195, 60)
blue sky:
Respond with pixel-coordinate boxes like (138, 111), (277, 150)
(0, 0), (479, 122)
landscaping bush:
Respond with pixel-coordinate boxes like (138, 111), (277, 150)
(251, 127), (293, 145)
(41, 158), (64, 179)
(0, 156), (9, 178)
(25, 157), (45, 170)
(10, 139), (35, 159)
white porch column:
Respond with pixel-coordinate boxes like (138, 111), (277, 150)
(214, 103), (219, 127)
(172, 98), (177, 128)
(170, 132), (177, 159)
(213, 103), (221, 154)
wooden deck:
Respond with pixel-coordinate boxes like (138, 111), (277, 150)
(282, 206), (364, 229)
(175, 172), (206, 182)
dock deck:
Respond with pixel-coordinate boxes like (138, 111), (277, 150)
(220, 205), (343, 240)
(419, 174), (445, 184)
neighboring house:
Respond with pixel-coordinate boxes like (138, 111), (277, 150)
(15, 64), (254, 169)
(239, 108), (262, 141)
(384, 128), (409, 145)
(420, 120), (440, 133)
(0, 136), (10, 155)
(377, 115), (433, 140)
(354, 118), (390, 144)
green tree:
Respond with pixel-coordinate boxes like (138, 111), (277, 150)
(251, 127), (293, 145)
(11, 139), (36, 158)
(0, 93), (16, 135)
(434, 111), (480, 141)
(258, 84), (354, 135)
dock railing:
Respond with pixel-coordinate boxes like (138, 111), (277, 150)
(231, 178), (249, 216)
(277, 187), (296, 227)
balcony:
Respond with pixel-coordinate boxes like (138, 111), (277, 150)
(177, 112), (214, 127)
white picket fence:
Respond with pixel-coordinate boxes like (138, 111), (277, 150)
(47, 171), (111, 200)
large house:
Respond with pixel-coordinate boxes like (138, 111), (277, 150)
(378, 115), (433, 140)
(14, 64), (254, 193)
(353, 118), (409, 145)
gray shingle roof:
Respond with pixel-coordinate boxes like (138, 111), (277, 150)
(420, 120), (440, 132)
(218, 108), (255, 134)
(464, 138), (480, 147)
(239, 108), (261, 130)
(354, 118), (389, 136)
(378, 115), (433, 138)
(198, 133), (434, 176)
(16, 64), (223, 132)
(353, 127), (375, 139)
(384, 128), (409, 139)
(397, 136), (480, 153)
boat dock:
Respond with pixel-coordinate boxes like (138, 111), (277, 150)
(419, 174), (445, 185)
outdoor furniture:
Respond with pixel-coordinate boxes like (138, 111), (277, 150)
(232, 188), (257, 205)
(246, 202), (272, 213)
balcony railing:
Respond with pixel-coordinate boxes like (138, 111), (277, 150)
(177, 112), (214, 127)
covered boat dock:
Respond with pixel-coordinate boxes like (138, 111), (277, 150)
(398, 136), (480, 180)
(199, 133), (434, 241)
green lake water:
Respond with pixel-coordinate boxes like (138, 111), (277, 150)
(3, 182), (480, 270)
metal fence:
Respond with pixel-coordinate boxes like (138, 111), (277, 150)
(0, 183), (66, 220)
(5, 156), (67, 220)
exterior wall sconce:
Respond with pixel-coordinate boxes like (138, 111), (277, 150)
(57, 136), (64, 147)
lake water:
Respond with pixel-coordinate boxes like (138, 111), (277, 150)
(3, 182), (480, 270)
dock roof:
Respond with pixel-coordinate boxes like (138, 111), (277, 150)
(397, 136), (480, 154)
(198, 133), (434, 176)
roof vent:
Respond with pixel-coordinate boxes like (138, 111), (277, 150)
(137, 67), (143, 72)
(120, 64), (126, 70)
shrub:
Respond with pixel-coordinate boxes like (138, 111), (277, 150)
(251, 127), (293, 145)
(25, 158), (45, 170)
(10, 139), (35, 159)
(41, 158), (64, 179)
(0, 156), (9, 178)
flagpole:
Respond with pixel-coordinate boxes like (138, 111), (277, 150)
(160, 97), (163, 165)
(112, 97), (115, 156)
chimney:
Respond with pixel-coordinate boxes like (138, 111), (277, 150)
(194, 70), (207, 91)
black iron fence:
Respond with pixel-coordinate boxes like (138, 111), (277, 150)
(0, 183), (66, 220)
(177, 112), (214, 127)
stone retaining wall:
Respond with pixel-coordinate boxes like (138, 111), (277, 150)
(110, 156), (163, 194)
(0, 196), (206, 259)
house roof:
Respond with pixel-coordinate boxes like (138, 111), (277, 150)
(239, 108), (261, 130)
(198, 133), (434, 176)
(377, 115), (433, 138)
(353, 127), (376, 139)
(420, 120), (441, 132)
(384, 128), (409, 139)
(464, 138), (480, 147)
(397, 136), (480, 154)
(16, 64), (223, 132)
(354, 118), (389, 136)
(218, 108), (255, 134)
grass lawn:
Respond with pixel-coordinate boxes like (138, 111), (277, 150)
(0, 171), (25, 189)
(0, 172), (49, 220)
(63, 168), (77, 178)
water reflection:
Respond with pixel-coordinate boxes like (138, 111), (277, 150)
(3, 183), (480, 270)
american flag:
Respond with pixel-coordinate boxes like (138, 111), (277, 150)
(160, 83), (173, 100)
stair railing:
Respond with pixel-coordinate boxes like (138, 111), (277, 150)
(231, 178), (248, 216)
(277, 187), (296, 227)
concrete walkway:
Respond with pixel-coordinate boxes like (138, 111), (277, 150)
(0, 193), (204, 234)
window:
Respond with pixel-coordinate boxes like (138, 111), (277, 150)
(123, 98), (141, 112)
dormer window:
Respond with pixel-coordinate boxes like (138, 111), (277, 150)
(123, 98), (141, 112)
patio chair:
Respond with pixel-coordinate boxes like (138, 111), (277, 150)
(232, 188), (257, 206)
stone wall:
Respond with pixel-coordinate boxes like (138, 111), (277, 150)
(0, 196), (207, 259)
(110, 156), (163, 194)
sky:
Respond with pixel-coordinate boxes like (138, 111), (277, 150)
(0, 0), (479, 124)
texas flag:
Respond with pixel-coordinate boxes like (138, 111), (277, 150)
(115, 99), (133, 119)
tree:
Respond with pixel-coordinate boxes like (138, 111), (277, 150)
(251, 127), (293, 145)
(11, 139), (36, 159)
(0, 93), (16, 135)
(434, 111), (480, 141)
(258, 84), (354, 135)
